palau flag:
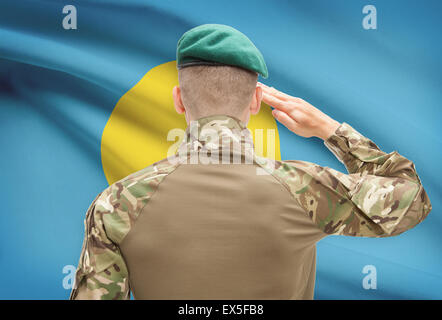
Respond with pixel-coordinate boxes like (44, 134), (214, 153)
(0, 0), (441, 299)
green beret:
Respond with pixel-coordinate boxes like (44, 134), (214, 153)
(176, 24), (268, 78)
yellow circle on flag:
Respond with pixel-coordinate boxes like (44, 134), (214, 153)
(101, 61), (281, 185)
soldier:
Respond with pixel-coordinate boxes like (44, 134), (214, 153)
(70, 24), (432, 300)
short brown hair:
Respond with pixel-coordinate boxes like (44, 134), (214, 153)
(178, 65), (258, 119)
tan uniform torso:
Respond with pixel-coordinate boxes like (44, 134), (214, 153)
(121, 162), (326, 299)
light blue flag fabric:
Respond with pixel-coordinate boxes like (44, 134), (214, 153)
(0, 0), (441, 299)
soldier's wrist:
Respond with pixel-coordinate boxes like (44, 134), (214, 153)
(317, 119), (341, 141)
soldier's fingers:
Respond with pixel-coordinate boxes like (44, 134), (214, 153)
(272, 109), (299, 131)
(259, 83), (298, 102)
(262, 92), (293, 113)
(262, 91), (284, 106)
(260, 86), (290, 102)
(258, 82), (278, 91)
(271, 88), (293, 101)
(262, 91), (292, 111)
(257, 82), (272, 89)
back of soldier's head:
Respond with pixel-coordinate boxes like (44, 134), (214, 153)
(178, 65), (258, 119)
(176, 24), (268, 120)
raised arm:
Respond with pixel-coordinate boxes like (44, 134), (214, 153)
(260, 83), (432, 237)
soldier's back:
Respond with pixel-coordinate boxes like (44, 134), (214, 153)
(120, 157), (325, 299)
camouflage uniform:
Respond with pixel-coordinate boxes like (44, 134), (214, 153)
(70, 115), (431, 300)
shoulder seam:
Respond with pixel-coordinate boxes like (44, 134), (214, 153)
(255, 159), (307, 209)
(118, 161), (183, 246)
(256, 159), (329, 237)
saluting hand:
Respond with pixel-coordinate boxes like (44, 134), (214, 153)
(258, 82), (340, 141)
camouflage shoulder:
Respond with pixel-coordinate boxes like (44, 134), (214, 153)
(254, 157), (350, 195)
(253, 157), (380, 236)
(98, 155), (181, 244)
(253, 156), (325, 192)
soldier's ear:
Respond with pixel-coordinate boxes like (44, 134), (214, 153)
(172, 86), (185, 114)
(250, 85), (262, 115)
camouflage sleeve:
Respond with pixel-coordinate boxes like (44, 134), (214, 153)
(69, 189), (130, 300)
(277, 122), (432, 237)
(69, 157), (180, 300)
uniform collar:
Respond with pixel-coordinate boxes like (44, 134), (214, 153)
(175, 114), (255, 160)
